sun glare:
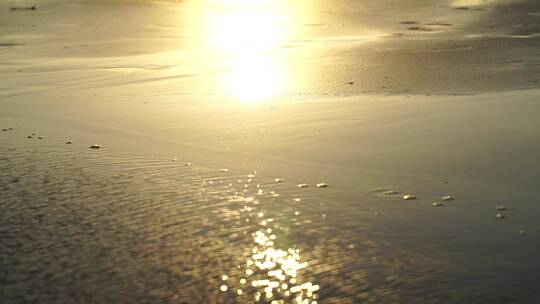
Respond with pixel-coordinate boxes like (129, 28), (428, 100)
(202, 0), (289, 103)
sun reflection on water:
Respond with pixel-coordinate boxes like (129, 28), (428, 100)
(202, 0), (290, 103)
(220, 183), (319, 303)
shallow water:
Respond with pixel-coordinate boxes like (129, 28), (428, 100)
(2, 0), (540, 303)
(1, 139), (540, 303)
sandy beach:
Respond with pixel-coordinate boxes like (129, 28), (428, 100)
(1, 0), (540, 303)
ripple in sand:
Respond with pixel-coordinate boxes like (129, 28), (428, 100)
(432, 202), (443, 207)
(384, 190), (399, 195)
(298, 183), (309, 188)
(89, 144), (102, 149)
(403, 194), (417, 200)
(496, 213), (506, 219)
(442, 195), (454, 201)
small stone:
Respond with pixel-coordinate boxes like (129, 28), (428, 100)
(298, 183), (309, 188)
(1, 128), (8, 131)
(496, 213), (505, 219)
(316, 183), (328, 188)
(275, 178), (284, 182)
(442, 195), (454, 201)
(184, 162), (191, 166)
(432, 202), (443, 207)
(496, 206), (506, 211)
(220, 169), (229, 172)
(403, 194), (416, 200)
(89, 144), (102, 149)
(27, 135), (33, 138)
(66, 140), (73, 144)
(172, 158), (177, 162)
(37, 136), (44, 139)
(8, 128), (14, 130)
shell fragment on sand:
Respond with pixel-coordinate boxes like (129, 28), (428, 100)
(219, 169), (229, 172)
(442, 195), (454, 201)
(383, 190), (398, 195)
(403, 194), (417, 200)
(275, 178), (284, 183)
(316, 183), (328, 188)
(432, 202), (443, 207)
(496, 213), (506, 219)
(298, 183), (309, 188)
(89, 144), (102, 149)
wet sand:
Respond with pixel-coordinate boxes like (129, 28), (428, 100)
(2, 0), (540, 303)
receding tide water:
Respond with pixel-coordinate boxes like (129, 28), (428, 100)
(1, 134), (540, 303)
(2, 0), (540, 303)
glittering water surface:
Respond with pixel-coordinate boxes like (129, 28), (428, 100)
(1, 143), (540, 304)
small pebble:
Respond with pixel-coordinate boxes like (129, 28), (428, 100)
(89, 144), (102, 149)
(185, 162), (191, 166)
(27, 135), (33, 138)
(496, 206), (506, 211)
(8, 128), (13, 130)
(1, 128), (8, 131)
(316, 183), (328, 188)
(172, 158), (177, 162)
(275, 178), (284, 182)
(496, 213), (505, 219)
(298, 183), (309, 188)
(66, 140), (73, 144)
(442, 195), (454, 201)
(220, 169), (229, 172)
(432, 202), (443, 207)
(37, 136), (44, 139)
(403, 194), (416, 200)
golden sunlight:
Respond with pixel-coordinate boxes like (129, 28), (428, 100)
(202, 0), (290, 103)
